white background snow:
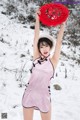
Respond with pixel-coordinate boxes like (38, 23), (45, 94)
(0, 0), (80, 120)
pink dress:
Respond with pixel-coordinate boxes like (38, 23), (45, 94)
(22, 54), (55, 112)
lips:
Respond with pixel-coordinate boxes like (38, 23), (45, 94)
(44, 52), (48, 54)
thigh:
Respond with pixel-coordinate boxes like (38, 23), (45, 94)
(40, 104), (52, 120)
(23, 107), (34, 120)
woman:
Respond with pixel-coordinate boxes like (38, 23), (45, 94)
(22, 9), (66, 120)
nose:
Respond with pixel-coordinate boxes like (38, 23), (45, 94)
(43, 46), (47, 51)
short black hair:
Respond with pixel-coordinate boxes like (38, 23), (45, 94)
(37, 37), (53, 53)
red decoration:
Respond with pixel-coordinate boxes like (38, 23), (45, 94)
(39, 3), (69, 26)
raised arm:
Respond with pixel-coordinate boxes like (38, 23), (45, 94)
(51, 22), (66, 69)
(33, 10), (41, 60)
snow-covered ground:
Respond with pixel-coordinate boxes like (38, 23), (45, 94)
(0, 1), (80, 120)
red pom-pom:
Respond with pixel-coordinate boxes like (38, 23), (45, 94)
(39, 3), (69, 26)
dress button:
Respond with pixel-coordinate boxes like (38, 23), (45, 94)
(40, 57), (43, 60)
(38, 60), (41, 64)
(45, 58), (47, 61)
(49, 89), (51, 92)
(48, 86), (50, 88)
(33, 63), (35, 67)
(30, 69), (32, 73)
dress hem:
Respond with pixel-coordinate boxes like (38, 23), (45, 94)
(22, 105), (50, 113)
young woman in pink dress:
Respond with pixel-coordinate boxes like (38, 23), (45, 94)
(22, 9), (66, 120)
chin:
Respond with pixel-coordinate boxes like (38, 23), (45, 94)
(43, 53), (49, 57)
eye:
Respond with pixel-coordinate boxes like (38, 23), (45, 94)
(40, 46), (43, 48)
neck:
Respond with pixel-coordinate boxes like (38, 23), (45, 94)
(40, 53), (50, 59)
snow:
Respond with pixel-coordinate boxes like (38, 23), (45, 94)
(0, 1), (80, 120)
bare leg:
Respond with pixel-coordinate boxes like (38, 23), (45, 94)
(40, 104), (52, 120)
(23, 107), (34, 120)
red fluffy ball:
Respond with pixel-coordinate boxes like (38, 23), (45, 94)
(39, 3), (69, 26)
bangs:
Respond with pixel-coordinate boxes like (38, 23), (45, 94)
(40, 41), (48, 47)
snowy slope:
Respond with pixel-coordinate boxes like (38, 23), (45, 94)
(0, 1), (80, 120)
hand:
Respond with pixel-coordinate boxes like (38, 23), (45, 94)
(61, 22), (66, 26)
(35, 9), (41, 18)
(60, 17), (68, 26)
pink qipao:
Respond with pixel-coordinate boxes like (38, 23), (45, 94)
(22, 54), (55, 112)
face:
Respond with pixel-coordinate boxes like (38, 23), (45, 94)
(39, 42), (51, 57)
